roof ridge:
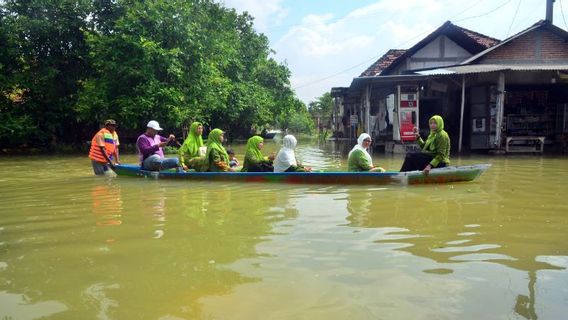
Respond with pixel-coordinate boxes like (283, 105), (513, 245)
(452, 23), (500, 43)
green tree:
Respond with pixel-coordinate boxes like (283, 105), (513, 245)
(277, 98), (314, 134)
(308, 92), (334, 118)
(0, 0), (92, 147)
(77, 0), (305, 138)
(308, 92), (334, 133)
(0, 0), (314, 147)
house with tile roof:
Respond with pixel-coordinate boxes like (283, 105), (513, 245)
(332, 14), (568, 154)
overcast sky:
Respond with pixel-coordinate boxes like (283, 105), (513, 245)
(221, 0), (568, 104)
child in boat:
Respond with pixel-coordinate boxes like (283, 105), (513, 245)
(273, 135), (311, 172)
(399, 115), (450, 174)
(241, 136), (274, 172)
(347, 133), (385, 172)
(227, 148), (239, 168)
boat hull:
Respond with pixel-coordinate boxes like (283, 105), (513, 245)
(113, 164), (490, 185)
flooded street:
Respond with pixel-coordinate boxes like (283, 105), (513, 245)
(1, 140), (567, 319)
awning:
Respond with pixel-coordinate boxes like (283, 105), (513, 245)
(415, 64), (568, 75)
(350, 74), (428, 89)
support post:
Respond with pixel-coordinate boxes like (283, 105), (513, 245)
(394, 85), (401, 141)
(459, 75), (466, 153)
(495, 72), (506, 149)
(365, 84), (371, 134)
(416, 86), (420, 136)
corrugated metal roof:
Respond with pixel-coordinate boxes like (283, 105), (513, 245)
(416, 64), (568, 75)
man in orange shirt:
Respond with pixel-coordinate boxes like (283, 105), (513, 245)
(89, 119), (120, 175)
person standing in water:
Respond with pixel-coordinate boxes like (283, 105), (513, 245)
(88, 119), (120, 175)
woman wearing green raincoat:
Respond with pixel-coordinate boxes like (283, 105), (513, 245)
(205, 129), (234, 172)
(400, 115), (450, 174)
(241, 136), (274, 172)
(178, 122), (205, 170)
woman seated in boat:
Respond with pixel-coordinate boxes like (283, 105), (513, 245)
(400, 115), (450, 174)
(273, 135), (312, 172)
(179, 121), (206, 171)
(348, 133), (385, 172)
(241, 136), (274, 172)
(205, 129), (235, 172)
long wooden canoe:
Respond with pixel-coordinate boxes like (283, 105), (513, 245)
(113, 164), (491, 185)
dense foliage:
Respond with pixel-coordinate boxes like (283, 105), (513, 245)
(0, 0), (312, 149)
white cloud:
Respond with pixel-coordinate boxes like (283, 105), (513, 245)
(222, 0), (566, 104)
(291, 73), (355, 106)
(347, 0), (444, 20)
(220, 0), (288, 32)
(382, 21), (438, 48)
(269, 1), (459, 102)
(279, 17), (375, 58)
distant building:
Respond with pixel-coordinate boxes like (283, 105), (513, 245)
(332, 12), (568, 154)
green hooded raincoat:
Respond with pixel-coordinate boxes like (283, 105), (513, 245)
(179, 122), (204, 166)
(205, 129), (230, 172)
(416, 115), (450, 167)
(241, 136), (271, 172)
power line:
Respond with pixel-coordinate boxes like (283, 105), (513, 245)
(292, 1), (486, 91)
(506, 0), (523, 37)
(560, 0), (568, 30)
(455, 0), (514, 22)
(513, 0), (544, 31)
(391, 0), (486, 49)
(446, 0), (486, 21)
(293, 55), (380, 90)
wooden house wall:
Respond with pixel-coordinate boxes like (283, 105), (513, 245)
(409, 36), (472, 70)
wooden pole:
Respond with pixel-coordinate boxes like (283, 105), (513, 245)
(495, 72), (506, 149)
(459, 75), (465, 153)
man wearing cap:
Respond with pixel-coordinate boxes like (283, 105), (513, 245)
(88, 119), (120, 175)
(136, 120), (183, 171)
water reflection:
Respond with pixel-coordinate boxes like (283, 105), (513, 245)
(0, 179), (296, 319)
(91, 181), (123, 228)
(343, 178), (567, 320)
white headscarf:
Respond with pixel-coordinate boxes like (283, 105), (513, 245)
(274, 135), (298, 172)
(348, 133), (373, 166)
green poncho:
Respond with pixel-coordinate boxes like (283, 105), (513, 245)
(205, 128), (230, 171)
(416, 115), (450, 167)
(242, 135), (268, 172)
(179, 122), (204, 166)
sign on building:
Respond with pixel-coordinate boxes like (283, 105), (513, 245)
(399, 92), (419, 142)
(350, 115), (358, 125)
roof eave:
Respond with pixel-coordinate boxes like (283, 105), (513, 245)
(351, 74), (430, 88)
